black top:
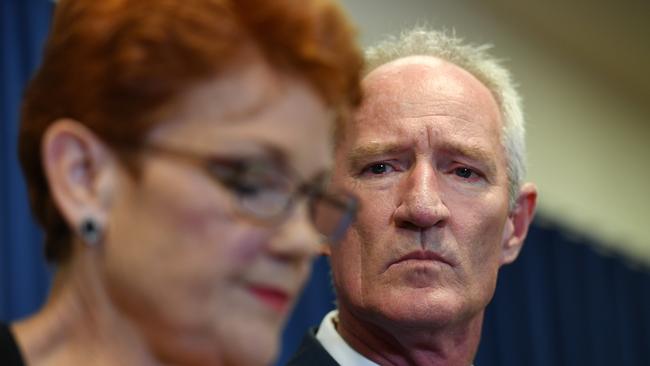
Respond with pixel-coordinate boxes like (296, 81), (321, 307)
(0, 323), (25, 366)
(285, 327), (339, 366)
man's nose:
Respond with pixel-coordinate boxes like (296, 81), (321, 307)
(393, 160), (450, 230)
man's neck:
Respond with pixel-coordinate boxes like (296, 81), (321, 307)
(335, 306), (482, 366)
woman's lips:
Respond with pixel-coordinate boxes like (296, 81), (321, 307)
(248, 285), (291, 313)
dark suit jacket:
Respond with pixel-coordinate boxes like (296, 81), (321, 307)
(285, 327), (340, 366)
(0, 323), (25, 366)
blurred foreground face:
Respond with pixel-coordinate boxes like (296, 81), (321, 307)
(330, 56), (513, 331)
(104, 56), (330, 365)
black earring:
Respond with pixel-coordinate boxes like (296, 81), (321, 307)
(79, 217), (102, 246)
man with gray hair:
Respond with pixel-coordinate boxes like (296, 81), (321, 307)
(287, 28), (537, 366)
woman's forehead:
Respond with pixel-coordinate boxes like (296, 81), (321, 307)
(145, 66), (333, 177)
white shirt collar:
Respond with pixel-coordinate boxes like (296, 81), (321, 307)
(315, 310), (380, 366)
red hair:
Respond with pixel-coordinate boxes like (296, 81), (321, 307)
(19, 0), (362, 263)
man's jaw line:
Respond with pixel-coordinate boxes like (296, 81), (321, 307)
(336, 304), (483, 366)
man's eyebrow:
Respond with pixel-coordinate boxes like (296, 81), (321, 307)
(438, 142), (498, 174)
(346, 142), (408, 167)
(345, 140), (499, 174)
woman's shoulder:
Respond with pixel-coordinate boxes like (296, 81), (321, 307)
(0, 323), (26, 366)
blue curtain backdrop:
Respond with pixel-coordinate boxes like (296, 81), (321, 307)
(2, 1), (649, 365)
(0, 0), (54, 322)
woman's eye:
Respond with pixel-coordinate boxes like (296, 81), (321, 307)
(233, 170), (288, 197)
(206, 161), (268, 196)
(231, 181), (264, 196)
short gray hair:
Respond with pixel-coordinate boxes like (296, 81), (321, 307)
(365, 28), (526, 209)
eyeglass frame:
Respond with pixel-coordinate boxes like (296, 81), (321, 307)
(115, 142), (358, 244)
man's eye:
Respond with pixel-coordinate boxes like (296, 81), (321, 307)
(364, 163), (394, 175)
(454, 167), (476, 179)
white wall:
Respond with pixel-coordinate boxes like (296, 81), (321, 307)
(338, 0), (650, 265)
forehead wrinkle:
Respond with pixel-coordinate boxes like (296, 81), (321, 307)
(404, 112), (469, 120)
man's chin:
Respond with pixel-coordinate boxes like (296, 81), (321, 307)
(371, 291), (472, 330)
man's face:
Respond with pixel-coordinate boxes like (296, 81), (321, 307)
(330, 55), (517, 330)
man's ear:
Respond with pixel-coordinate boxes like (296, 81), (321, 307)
(42, 119), (117, 240)
(500, 182), (537, 265)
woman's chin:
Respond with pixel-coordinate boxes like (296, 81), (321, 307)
(212, 317), (282, 366)
(226, 336), (278, 366)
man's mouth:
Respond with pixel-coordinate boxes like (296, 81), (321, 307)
(389, 250), (452, 268)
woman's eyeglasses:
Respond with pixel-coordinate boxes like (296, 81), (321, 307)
(135, 144), (358, 244)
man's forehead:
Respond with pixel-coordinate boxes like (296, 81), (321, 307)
(365, 56), (455, 84)
(369, 54), (444, 71)
(358, 55), (501, 128)
(338, 55), (505, 167)
(364, 55), (488, 98)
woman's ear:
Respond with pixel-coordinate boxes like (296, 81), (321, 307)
(42, 119), (117, 245)
(500, 182), (538, 265)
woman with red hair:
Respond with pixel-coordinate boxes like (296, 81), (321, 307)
(1, 0), (362, 365)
